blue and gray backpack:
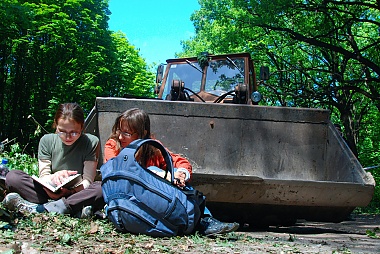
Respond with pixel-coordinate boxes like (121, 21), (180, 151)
(100, 139), (205, 237)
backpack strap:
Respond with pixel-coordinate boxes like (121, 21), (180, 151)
(127, 139), (175, 183)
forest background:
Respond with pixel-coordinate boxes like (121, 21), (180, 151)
(1, 0), (380, 211)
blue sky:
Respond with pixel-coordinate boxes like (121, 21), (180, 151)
(107, 1), (200, 66)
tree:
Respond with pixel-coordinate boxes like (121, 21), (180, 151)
(179, 0), (380, 158)
(0, 0), (154, 153)
(106, 32), (155, 98)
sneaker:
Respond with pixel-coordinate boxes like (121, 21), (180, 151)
(224, 221), (240, 233)
(80, 206), (92, 219)
(94, 210), (107, 219)
(2, 193), (44, 214)
(200, 216), (240, 236)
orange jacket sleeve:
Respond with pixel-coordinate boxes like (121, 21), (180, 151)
(147, 146), (193, 178)
(103, 139), (120, 163)
(104, 138), (193, 178)
(169, 150), (192, 176)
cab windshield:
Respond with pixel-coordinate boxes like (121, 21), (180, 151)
(162, 57), (245, 99)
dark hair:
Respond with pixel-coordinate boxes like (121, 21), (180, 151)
(110, 108), (156, 167)
(110, 108), (151, 140)
(52, 103), (85, 129)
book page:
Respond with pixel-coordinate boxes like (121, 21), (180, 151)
(32, 174), (81, 192)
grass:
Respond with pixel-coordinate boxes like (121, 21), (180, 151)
(0, 145), (379, 253)
(2, 205), (377, 253)
(0, 210), (244, 253)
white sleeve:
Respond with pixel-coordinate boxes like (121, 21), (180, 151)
(38, 159), (52, 178)
(175, 168), (191, 182)
(81, 161), (97, 189)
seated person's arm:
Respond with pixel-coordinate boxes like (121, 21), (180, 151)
(81, 160), (97, 188)
(103, 139), (120, 163)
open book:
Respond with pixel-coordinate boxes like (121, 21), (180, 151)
(32, 174), (82, 193)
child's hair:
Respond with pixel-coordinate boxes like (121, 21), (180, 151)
(110, 108), (157, 168)
(52, 103), (84, 129)
(110, 108), (151, 140)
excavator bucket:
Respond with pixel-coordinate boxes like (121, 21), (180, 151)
(85, 97), (375, 226)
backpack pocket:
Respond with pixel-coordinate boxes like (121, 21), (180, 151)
(108, 198), (178, 237)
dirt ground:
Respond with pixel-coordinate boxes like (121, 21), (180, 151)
(0, 214), (379, 253)
(236, 214), (380, 253)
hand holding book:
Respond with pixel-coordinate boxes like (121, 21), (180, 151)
(32, 170), (82, 193)
(42, 183), (84, 200)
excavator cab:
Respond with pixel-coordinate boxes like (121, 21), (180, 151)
(155, 53), (261, 104)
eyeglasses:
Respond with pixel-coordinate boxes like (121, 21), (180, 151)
(117, 130), (136, 138)
(56, 132), (80, 138)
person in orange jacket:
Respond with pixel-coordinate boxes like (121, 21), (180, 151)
(103, 108), (190, 188)
(103, 108), (239, 236)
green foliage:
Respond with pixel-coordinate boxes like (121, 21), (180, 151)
(0, 0), (154, 154)
(107, 32), (155, 98)
(0, 143), (38, 176)
(181, 0), (380, 153)
(355, 105), (380, 213)
(0, 228), (14, 244)
(366, 228), (380, 239)
(13, 213), (119, 248)
(180, 0), (380, 212)
(0, 211), (245, 253)
(197, 52), (209, 70)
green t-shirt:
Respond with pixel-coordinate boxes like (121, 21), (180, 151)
(38, 133), (99, 175)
